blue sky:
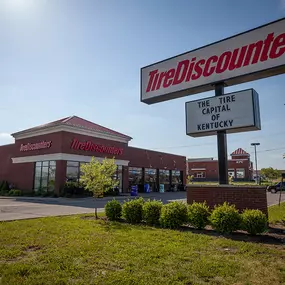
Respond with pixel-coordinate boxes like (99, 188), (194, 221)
(0, 0), (285, 169)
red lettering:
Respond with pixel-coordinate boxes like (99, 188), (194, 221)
(192, 59), (205, 80)
(173, 60), (189, 85)
(79, 143), (85, 150)
(203, 56), (218, 77)
(228, 46), (248, 70)
(151, 72), (160, 91)
(162, 69), (175, 88)
(85, 141), (91, 151)
(270, 33), (285, 59)
(243, 40), (263, 66)
(260, 33), (274, 61)
(70, 138), (77, 149)
(155, 72), (166, 90)
(216, 51), (231, 73)
(185, 57), (196, 82)
(144, 31), (285, 94)
(146, 70), (158, 92)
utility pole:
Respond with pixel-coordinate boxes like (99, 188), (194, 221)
(251, 143), (260, 184)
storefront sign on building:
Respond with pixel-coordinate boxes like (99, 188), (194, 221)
(185, 89), (261, 137)
(70, 138), (124, 156)
(141, 18), (285, 104)
(20, 141), (52, 152)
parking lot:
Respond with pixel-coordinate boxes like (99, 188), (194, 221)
(0, 192), (284, 221)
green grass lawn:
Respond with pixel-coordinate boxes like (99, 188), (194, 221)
(268, 202), (285, 224)
(0, 214), (284, 285)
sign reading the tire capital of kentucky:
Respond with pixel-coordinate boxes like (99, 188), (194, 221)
(185, 89), (261, 137)
(141, 18), (285, 104)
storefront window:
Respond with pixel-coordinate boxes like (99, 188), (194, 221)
(112, 165), (123, 192)
(172, 170), (181, 184)
(67, 161), (123, 192)
(128, 167), (143, 187)
(66, 161), (80, 183)
(236, 168), (245, 179)
(194, 171), (205, 178)
(34, 161), (56, 192)
(159, 169), (170, 191)
(228, 169), (235, 178)
(145, 168), (157, 192)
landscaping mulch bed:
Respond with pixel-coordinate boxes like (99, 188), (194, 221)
(81, 215), (285, 246)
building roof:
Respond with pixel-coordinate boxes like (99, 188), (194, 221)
(231, 148), (249, 156)
(12, 116), (132, 141)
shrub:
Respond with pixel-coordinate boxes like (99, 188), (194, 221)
(210, 202), (241, 234)
(241, 209), (268, 235)
(160, 201), (188, 229)
(122, 197), (144, 224)
(8, 189), (22, 196)
(0, 181), (9, 192)
(188, 202), (210, 229)
(142, 199), (163, 226)
(105, 199), (122, 221)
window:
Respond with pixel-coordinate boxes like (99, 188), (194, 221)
(172, 170), (181, 184)
(34, 161), (56, 192)
(228, 169), (235, 178)
(112, 165), (123, 192)
(144, 168), (157, 191)
(194, 172), (205, 178)
(159, 169), (170, 191)
(236, 168), (245, 179)
(128, 167), (143, 186)
(66, 161), (80, 183)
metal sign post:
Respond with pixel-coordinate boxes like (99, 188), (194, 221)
(279, 173), (285, 206)
(215, 83), (228, 184)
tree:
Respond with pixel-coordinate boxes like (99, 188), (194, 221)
(187, 175), (194, 184)
(228, 175), (233, 184)
(260, 167), (281, 183)
(80, 157), (119, 219)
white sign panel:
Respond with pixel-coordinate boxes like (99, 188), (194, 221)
(185, 89), (261, 137)
(141, 18), (285, 104)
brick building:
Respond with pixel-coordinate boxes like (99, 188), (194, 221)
(188, 148), (253, 181)
(0, 116), (186, 194)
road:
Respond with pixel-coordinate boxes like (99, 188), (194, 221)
(0, 192), (284, 221)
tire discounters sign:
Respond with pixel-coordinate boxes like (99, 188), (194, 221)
(141, 18), (285, 104)
(185, 89), (261, 137)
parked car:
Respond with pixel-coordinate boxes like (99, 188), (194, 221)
(266, 182), (285, 193)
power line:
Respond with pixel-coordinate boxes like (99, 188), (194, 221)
(149, 131), (285, 151)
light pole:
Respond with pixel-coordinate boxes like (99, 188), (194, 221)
(251, 143), (260, 184)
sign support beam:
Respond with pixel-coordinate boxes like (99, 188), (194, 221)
(215, 83), (228, 184)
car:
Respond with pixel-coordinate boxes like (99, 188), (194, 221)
(266, 182), (285, 193)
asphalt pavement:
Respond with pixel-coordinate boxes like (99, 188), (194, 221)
(0, 192), (284, 222)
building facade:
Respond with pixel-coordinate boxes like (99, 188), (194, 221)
(0, 116), (186, 194)
(188, 148), (253, 181)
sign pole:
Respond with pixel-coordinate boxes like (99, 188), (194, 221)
(279, 177), (282, 206)
(215, 83), (228, 185)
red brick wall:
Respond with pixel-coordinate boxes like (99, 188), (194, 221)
(188, 158), (251, 181)
(0, 131), (186, 192)
(187, 185), (268, 215)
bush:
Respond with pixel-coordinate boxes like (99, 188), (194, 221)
(62, 182), (90, 197)
(122, 197), (144, 224)
(241, 209), (268, 235)
(160, 201), (188, 229)
(105, 199), (122, 221)
(0, 181), (9, 192)
(142, 199), (163, 226)
(188, 202), (210, 229)
(8, 189), (22, 196)
(210, 202), (241, 234)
